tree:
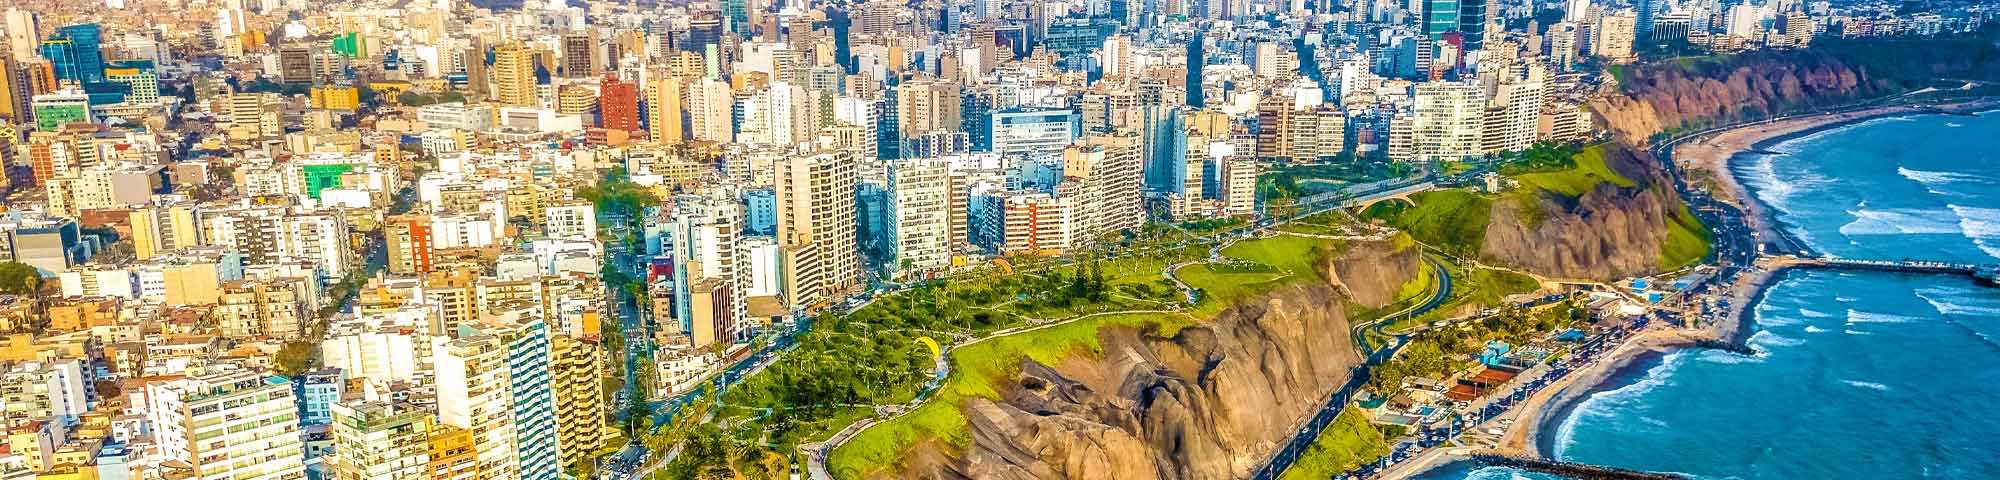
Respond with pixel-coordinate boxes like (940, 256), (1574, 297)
(274, 341), (319, 376)
(0, 262), (42, 296)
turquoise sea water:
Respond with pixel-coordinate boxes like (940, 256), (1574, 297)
(1413, 112), (2000, 479)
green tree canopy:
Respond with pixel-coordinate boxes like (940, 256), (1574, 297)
(0, 262), (43, 295)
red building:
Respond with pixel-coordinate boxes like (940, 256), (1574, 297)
(599, 74), (640, 133)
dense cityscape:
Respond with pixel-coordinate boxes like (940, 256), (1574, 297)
(0, 0), (1993, 479)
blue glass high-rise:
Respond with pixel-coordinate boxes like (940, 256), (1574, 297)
(40, 24), (105, 85)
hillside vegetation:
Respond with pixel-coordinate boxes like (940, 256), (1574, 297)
(1364, 143), (1709, 279)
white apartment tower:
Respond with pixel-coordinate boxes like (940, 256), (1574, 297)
(1410, 81), (1486, 162)
(144, 371), (307, 480)
(435, 335), (518, 480)
(888, 158), (953, 277)
(776, 151), (861, 311)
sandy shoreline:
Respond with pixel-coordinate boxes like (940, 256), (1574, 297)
(1674, 99), (2000, 256)
(1383, 98), (2000, 479)
(1674, 98), (2000, 342)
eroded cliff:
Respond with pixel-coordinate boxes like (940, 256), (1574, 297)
(889, 240), (1421, 480)
(1480, 145), (1684, 280)
(1594, 35), (2000, 142)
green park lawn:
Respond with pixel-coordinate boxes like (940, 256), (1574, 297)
(1511, 145), (1636, 197)
(1363, 190), (1492, 258)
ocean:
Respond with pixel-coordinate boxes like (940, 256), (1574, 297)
(1411, 111), (2000, 479)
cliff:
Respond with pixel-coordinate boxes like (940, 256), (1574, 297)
(889, 240), (1421, 480)
(1594, 35), (2000, 142)
(1480, 145), (1686, 280)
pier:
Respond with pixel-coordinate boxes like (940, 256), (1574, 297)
(1766, 256), (2000, 286)
(1467, 454), (1688, 480)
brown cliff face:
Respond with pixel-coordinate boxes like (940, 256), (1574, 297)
(1480, 145), (1680, 281)
(892, 240), (1421, 480)
(1594, 37), (2000, 142)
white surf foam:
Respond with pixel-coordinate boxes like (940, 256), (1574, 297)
(1898, 166), (1994, 186)
(1841, 379), (1891, 392)
(1695, 349), (1767, 364)
(1846, 308), (1920, 325)
(1915, 287), (2000, 317)
(1804, 325), (1830, 333)
(1798, 308), (1834, 319)
(1553, 351), (1687, 457)
(1838, 207), (1964, 236)
(1947, 204), (2000, 238)
(1749, 330), (1805, 348)
(1740, 153), (1832, 214)
(1943, 204), (2000, 261)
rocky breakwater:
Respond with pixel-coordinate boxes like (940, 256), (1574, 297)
(1482, 144), (1684, 281)
(891, 240), (1421, 480)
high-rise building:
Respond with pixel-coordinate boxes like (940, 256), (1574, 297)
(1457, 0), (1488, 50)
(435, 335), (517, 480)
(665, 195), (744, 345)
(1217, 154), (1259, 216)
(0, 359), (91, 423)
(329, 400), (434, 480)
(0, 54), (26, 122)
(144, 371), (307, 480)
(645, 75), (686, 143)
(1410, 81), (1485, 162)
(1422, 0), (1460, 42)
(551, 336), (608, 472)
(278, 45), (315, 85)
(1548, 21), (1582, 70)
(1101, 34), (1134, 79)
(491, 43), (538, 107)
(3, 8), (37, 62)
(1067, 132), (1146, 235)
(888, 158), (952, 278)
(1596, 10), (1638, 62)
(1480, 66), (1547, 154)
(560, 32), (595, 78)
(896, 80), (961, 140)
(502, 321), (561, 480)
(600, 74), (640, 132)
(685, 77), (734, 143)
(990, 107), (1082, 167)
(999, 190), (1076, 255)
(39, 24), (103, 85)
(775, 151), (860, 311)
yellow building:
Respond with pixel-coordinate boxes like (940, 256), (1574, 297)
(311, 86), (361, 111)
(556, 84), (597, 117)
(159, 262), (221, 306)
(491, 43), (538, 107)
(427, 425), (478, 480)
(551, 335), (609, 472)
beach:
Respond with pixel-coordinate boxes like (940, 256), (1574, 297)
(1391, 99), (2000, 479)
(1673, 99), (2000, 253)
